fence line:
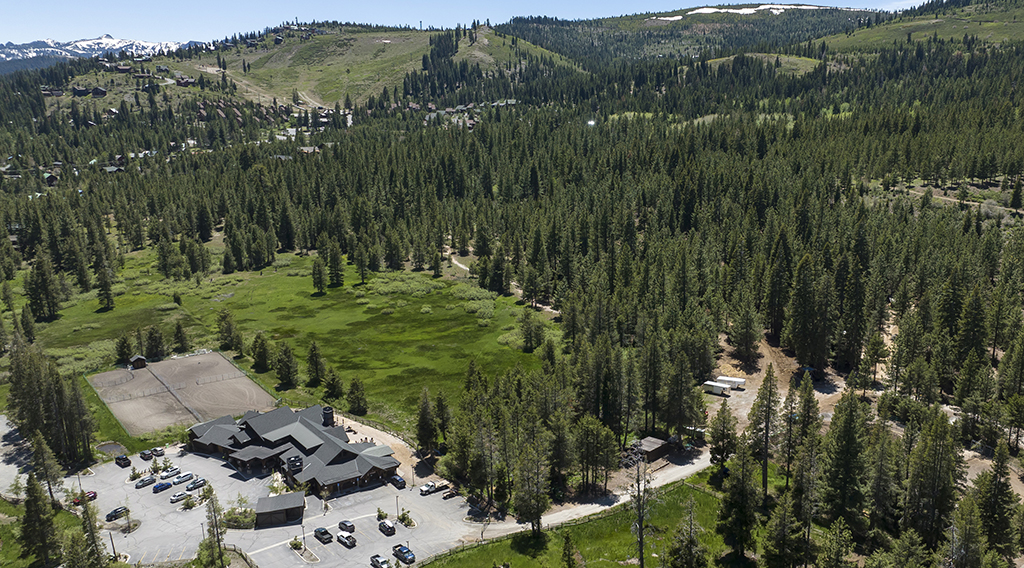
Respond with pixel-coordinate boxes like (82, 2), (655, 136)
(222, 543), (259, 568)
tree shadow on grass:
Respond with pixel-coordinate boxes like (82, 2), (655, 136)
(510, 531), (549, 558)
(310, 291), (326, 298)
(717, 549), (757, 568)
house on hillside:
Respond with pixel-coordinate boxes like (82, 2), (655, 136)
(176, 77), (196, 87)
(156, 65), (169, 73)
(72, 87), (90, 97)
(189, 405), (399, 495)
(115, 65), (132, 73)
(129, 355), (147, 369)
(91, 87), (107, 97)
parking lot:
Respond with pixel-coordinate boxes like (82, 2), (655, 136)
(77, 447), (476, 566)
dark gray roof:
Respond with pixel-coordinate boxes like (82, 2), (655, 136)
(254, 492), (305, 514)
(263, 419), (323, 451)
(242, 406), (322, 438)
(230, 444), (289, 462)
(189, 415), (235, 438)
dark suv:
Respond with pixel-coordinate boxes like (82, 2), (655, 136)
(105, 506), (129, 522)
(313, 527), (332, 544)
(114, 455), (131, 467)
(389, 475), (406, 489)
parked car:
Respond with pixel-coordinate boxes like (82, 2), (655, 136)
(443, 488), (458, 500)
(173, 472), (194, 485)
(338, 520), (355, 533)
(160, 466), (180, 479)
(392, 544), (415, 564)
(135, 475), (156, 489)
(170, 491), (188, 503)
(337, 531), (357, 548)
(389, 475), (406, 489)
(153, 482), (172, 493)
(378, 519), (396, 536)
(151, 447), (165, 457)
(370, 554), (392, 568)
(73, 491), (97, 506)
(115, 455), (131, 468)
(105, 506), (129, 522)
(185, 477), (206, 491)
(314, 527), (332, 544)
(140, 450), (153, 460)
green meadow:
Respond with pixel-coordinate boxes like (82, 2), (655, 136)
(9, 243), (543, 450)
(824, 4), (1024, 51)
(426, 480), (725, 568)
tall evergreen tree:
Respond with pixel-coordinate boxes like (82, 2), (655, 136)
(820, 390), (867, 533)
(761, 492), (804, 568)
(311, 256), (326, 293)
(306, 340), (325, 388)
(664, 497), (710, 568)
(902, 408), (965, 548)
(275, 342), (298, 388)
(748, 363), (781, 501)
(21, 473), (56, 565)
(26, 248), (60, 321)
(717, 441), (760, 558)
(817, 517), (854, 568)
(417, 387), (436, 454)
(31, 430), (64, 504)
(865, 425), (900, 536)
(783, 254), (828, 370)
(973, 439), (1017, 559)
(945, 494), (987, 568)
(707, 399), (738, 469)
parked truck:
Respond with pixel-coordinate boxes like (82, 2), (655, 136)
(392, 544), (416, 564)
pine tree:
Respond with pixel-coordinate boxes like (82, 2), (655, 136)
(306, 340), (325, 387)
(347, 376), (368, 415)
(144, 325), (165, 359)
(664, 497), (710, 568)
(80, 497), (108, 568)
(820, 390), (867, 533)
(323, 367), (343, 400)
(956, 285), (987, 363)
(26, 249), (60, 321)
(96, 260), (115, 310)
(761, 492), (804, 568)
(327, 241), (344, 287)
(174, 320), (190, 353)
(251, 332), (271, 372)
(707, 399), (738, 468)
(817, 517), (854, 568)
(417, 387), (437, 455)
(20, 305), (35, 343)
(866, 425), (900, 536)
(783, 254), (827, 370)
(717, 441), (760, 558)
(945, 494), (987, 568)
(974, 439), (1017, 558)
(903, 408), (965, 548)
(515, 407), (552, 536)
(748, 363), (781, 501)
(275, 342), (298, 388)
(21, 473), (56, 565)
(31, 430), (64, 504)
(312, 256), (326, 293)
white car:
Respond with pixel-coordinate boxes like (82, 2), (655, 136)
(160, 466), (180, 479)
(419, 481), (436, 495)
(170, 491), (187, 503)
(173, 472), (194, 485)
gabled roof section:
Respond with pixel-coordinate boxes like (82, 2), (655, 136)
(254, 492), (305, 514)
(189, 414), (236, 438)
(263, 419), (324, 451)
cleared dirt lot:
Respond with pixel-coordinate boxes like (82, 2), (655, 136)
(88, 352), (275, 436)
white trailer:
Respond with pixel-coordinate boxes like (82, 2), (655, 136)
(716, 376), (746, 389)
(702, 381), (731, 395)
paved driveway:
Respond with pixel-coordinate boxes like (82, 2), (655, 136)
(79, 448), (273, 564)
(232, 481), (474, 567)
(78, 448), (476, 566)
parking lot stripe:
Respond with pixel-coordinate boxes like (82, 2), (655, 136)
(138, 551), (148, 563)
(178, 544), (186, 560)
(250, 537), (302, 555)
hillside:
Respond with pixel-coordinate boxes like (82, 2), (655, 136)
(495, 4), (878, 68)
(823, 1), (1024, 51)
(163, 26), (573, 108)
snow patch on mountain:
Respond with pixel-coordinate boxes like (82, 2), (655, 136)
(0, 35), (186, 62)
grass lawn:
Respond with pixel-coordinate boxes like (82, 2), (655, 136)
(0, 498), (90, 568)
(12, 242), (542, 448)
(427, 480), (724, 568)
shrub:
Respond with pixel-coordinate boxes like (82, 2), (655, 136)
(182, 496), (196, 510)
(376, 507), (388, 520)
(420, 306), (432, 314)
(381, 308), (394, 315)
(398, 509), (414, 527)
(222, 507), (256, 529)
(129, 467), (142, 481)
(290, 537), (303, 550)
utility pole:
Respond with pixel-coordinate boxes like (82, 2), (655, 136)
(109, 532), (117, 560)
(396, 495), (399, 518)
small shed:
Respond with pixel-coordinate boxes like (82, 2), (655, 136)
(702, 381), (731, 395)
(129, 355), (147, 369)
(640, 436), (670, 462)
(254, 492), (305, 527)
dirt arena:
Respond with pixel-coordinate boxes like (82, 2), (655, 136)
(88, 352), (276, 436)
